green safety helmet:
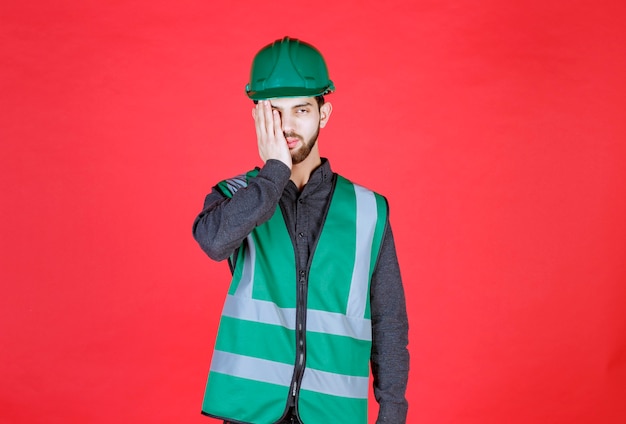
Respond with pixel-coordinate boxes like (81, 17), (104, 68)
(245, 36), (335, 100)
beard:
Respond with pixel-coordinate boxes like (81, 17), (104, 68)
(285, 125), (320, 165)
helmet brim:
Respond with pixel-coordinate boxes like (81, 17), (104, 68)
(246, 84), (334, 101)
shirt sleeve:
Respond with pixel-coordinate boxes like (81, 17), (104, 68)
(370, 222), (410, 423)
(192, 159), (291, 261)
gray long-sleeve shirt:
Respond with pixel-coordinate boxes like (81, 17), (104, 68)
(193, 159), (409, 423)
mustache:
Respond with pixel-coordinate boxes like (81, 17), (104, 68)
(283, 132), (303, 140)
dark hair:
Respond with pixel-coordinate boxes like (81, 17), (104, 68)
(253, 95), (326, 110)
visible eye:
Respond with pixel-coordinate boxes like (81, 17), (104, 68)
(297, 108), (309, 114)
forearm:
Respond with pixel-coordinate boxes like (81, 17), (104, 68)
(192, 160), (291, 261)
(370, 224), (409, 423)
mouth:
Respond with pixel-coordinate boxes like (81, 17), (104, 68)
(285, 136), (301, 149)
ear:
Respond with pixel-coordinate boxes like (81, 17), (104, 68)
(319, 102), (333, 128)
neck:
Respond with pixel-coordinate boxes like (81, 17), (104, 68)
(290, 148), (321, 190)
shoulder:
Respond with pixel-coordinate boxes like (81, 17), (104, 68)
(215, 168), (260, 198)
(333, 174), (390, 223)
(335, 174), (388, 203)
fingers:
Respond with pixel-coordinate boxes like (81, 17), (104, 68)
(253, 102), (265, 140)
(254, 101), (277, 140)
(253, 101), (292, 168)
(263, 101), (275, 139)
(273, 109), (282, 138)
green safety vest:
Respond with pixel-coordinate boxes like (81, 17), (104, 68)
(202, 169), (388, 424)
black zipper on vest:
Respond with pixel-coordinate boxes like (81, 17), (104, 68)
(282, 174), (337, 421)
(289, 269), (308, 407)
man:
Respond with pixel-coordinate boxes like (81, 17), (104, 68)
(193, 36), (409, 424)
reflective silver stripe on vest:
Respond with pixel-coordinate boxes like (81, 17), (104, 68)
(346, 185), (377, 319)
(223, 295), (371, 340)
(211, 350), (368, 399)
(223, 295), (296, 328)
(301, 366), (369, 399)
(235, 235), (256, 298)
(223, 175), (248, 196)
(211, 350), (292, 387)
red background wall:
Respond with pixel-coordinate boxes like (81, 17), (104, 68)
(2, 1), (625, 423)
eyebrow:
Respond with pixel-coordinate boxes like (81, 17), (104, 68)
(271, 102), (314, 110)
